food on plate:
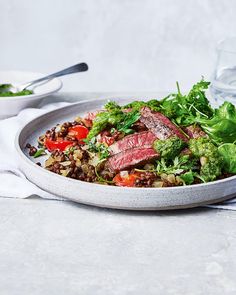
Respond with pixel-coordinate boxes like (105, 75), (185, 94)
(27, 79), (236, 187)
(0, 84), (33, 96)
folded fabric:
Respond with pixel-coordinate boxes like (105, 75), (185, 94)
(0, 101), (69, 200)
(0, 97), (235, 210)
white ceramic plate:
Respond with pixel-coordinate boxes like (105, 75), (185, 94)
(0, 71), (62, 119)
(15, 98), (236, 210)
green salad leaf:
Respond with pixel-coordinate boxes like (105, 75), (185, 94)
(180, 171), (195, 185)
(196, 101), (236, 145)
(218, 143), (236, 174)
(159, 79), (213, 126)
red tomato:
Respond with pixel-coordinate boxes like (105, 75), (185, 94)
(45, 138), (73, 152)
(113, 172), (140, 187)
(68, 125), (89, 143)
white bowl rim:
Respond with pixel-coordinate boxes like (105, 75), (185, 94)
(0, 70), (62, 101)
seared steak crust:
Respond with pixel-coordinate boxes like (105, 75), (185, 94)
(140, 107), (188, 142)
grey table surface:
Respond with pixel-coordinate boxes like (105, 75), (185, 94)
(1, 198), (236, 295)
(1, 92), (236, 295)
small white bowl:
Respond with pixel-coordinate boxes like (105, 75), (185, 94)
(0, 71), (62, 119)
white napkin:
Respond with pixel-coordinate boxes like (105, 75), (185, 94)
(0, 101), (69, 201)
(0, 98), (235, 210)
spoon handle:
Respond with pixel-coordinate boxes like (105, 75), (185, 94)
(25, 63), (88, 89)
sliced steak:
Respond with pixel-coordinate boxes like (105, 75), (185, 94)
(107, 147), (159, 172)
(132, 121), (148, 132)
(184, 125), (207, 139)
(109, 131), (157, 155)
(140, 107), (188, 142)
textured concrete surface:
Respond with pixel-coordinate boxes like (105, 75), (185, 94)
(0, 197), (236, 295)
(1, 0), (236, 92)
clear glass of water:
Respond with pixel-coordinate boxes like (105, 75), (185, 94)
(211, 37), (236, 105)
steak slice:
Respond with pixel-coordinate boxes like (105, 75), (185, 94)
(109, 131), (157, 155)
(184, 125), (207, 139)
(140, 107), (188, 142)
(107, 147), (159, 172)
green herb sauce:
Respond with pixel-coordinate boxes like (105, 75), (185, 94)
(0, 84), (33, 97)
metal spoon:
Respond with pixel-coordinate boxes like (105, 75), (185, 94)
(2, 62), (88, 93)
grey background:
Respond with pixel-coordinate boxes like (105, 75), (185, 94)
(1, 0), (236, 92)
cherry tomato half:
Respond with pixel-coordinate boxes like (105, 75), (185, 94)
(45, 138), (73, 152)
(113, 172), (140, 187)
(68, 125), (89, 143)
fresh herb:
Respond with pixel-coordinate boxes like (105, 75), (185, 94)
(84, 137), (97, 151)
(153, 136), (187, 160)
(84, 137), (110, 160)
(97, 144), (110, 160)
(117, 110), (140, 134)
(33, 148), (46, 158)
(218, 143), (236, 174)
(196, 101), (236, 145)
(159, 79), (213, 126)
(156, 155), (196, 175)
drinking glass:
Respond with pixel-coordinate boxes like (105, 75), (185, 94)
(211, 37), (236, 105)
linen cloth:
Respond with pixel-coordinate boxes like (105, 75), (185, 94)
(0, 97), (235, 210)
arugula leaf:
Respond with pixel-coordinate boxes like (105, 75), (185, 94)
(218, 143), (236, 174)
(159, 79), (213, 126)
(196, 101), (236, 144)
